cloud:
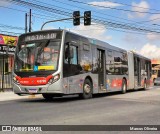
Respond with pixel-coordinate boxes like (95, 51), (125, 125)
(88, 1), (122, 9)
(123, 33), (145, 46)
(139, 43), (160, 59)
(42, 22), (112, 42)
(149, 14), (160, 23)
(43, 26), (56, 30)
(146, 33), (160, 41)
(128, 1), (150, 18)
(70, 24), (112, 41)
(0, 1), (11, 6)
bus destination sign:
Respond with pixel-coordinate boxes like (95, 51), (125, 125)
(22, 31), (62, 42)
(25, 33), (57, 42)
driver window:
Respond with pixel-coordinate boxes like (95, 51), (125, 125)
(64, 45), (78, 65)
(70, 45), (78, 65)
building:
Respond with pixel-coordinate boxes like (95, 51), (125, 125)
(0, 34), (18, 91)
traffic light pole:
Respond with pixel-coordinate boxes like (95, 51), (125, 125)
(41, 17), (73, 30)
(41, 16), (85, 30)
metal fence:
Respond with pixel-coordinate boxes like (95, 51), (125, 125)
(0, 72), (13, 91)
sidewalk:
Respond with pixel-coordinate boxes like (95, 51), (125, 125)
(0, 91), (42, 101)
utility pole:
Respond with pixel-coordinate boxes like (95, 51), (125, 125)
(29, 9), (32, 32)
(25, 13), (28, 33)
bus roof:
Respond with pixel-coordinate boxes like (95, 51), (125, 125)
(129, 51), (151, 61)
(20, 29), (127, 53)
(19, 29), (150, 60)
(63, 29), (127, 53)
(19, 29), (63, 37)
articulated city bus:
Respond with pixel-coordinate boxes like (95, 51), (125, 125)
(13, 29), (152, 99)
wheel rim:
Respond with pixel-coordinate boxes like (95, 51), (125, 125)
(84, 84), (91, 94)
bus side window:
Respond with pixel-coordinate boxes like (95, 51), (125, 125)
(134, 57), (138, 76)
(64, 43), (77, 64)
(70, 45), (78, 65)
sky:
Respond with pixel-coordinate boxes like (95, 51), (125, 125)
(0, 0), (160, 59)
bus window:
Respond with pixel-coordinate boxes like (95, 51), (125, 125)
(70, 46), (78, 65)
(35, 41), (60, 70)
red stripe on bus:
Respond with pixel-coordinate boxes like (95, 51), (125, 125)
(15, 75), (53, 86)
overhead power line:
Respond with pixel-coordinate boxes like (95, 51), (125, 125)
(68, 0), (160, 14)
(102, 0), (160, 12)
(52, 0), (160, 27)
(92, 18), (160, 34)
(0, 23), (25, 30)
(0, 29), (22, 35)
(0, 4), (68, 24)
(2, 0), (160, 34)
(6, 0), (72, 17)
(0, 5), (27, 13)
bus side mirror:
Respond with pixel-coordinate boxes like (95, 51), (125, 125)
(65, 42), (74, 59)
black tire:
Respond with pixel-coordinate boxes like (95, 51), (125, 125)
(42, 94), (54, 100)
(16, 93), (22, 96)
(143, 79), (147, 90)
(79, 79), (93, 99)
(121, 79), (127, 94)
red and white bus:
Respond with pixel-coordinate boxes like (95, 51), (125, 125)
(13, 29), (152, 99)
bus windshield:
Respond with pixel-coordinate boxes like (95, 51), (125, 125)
(14, 40), (60, 72)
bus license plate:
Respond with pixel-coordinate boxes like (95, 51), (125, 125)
(28, 89), (37, 93)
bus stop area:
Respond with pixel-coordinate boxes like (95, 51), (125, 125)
(0, 91), (42, 101)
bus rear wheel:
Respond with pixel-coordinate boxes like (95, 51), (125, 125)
(79, 79), (93, 99)
(121, 79), (127, 94)
(42, 94), (54, 100)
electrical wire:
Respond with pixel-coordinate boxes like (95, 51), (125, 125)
(101, 0), (160, 12)
(0, 29), (22, 35)
(68, 0), (160, 14)
(2, 0), (160, 35)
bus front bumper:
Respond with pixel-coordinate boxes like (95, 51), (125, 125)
(13, 80), (64, 95)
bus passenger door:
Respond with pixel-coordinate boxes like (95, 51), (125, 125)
(137, 58), (141, 86)
(97, 49), (106, 90)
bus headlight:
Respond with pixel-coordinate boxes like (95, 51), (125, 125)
(48, 74), (60, 84)
(13, 76), (20, 85)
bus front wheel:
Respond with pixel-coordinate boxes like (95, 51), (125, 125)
(42, 94), (54, 100)
(79, 79), (93, 99)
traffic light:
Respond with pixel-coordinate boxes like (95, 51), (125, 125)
(84, 11), (91, 25)
(73, 11), (80, 26)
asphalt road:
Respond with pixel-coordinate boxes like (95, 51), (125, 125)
(0, 86), (160, 133)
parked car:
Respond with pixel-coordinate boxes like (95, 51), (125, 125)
(154, 77), (160, 86)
